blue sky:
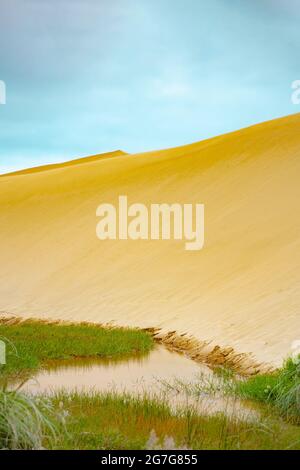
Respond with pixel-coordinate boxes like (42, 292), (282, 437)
(0, 0), (299, 173)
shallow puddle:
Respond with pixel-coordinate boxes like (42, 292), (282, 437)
(13, 344), (258, 420)
(19, 345), (208, 394)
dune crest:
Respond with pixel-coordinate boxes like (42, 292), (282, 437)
(0, 114), (299, 369)
(1, 150), (127, 177)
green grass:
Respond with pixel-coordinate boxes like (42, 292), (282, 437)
(1, 319), (299, 450)
(2, 383), (299, 450)
(0, 389), (59, 449)
(235, 358), (300, 424)
(0, 320), (153, 379)
(44, 390), (300, 450)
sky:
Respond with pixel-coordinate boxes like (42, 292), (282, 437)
(0, 0), (299, 174)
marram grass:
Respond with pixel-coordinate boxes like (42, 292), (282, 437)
(0, 389), (58, 449)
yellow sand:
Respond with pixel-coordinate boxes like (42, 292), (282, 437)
(0, 114), (299, 368)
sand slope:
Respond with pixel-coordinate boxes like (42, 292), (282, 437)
(0, 114), (299, 368)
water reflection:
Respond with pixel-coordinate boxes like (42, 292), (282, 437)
(14, 345), (258, 420)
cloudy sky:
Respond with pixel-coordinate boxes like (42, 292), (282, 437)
(0, 0), (299, 173)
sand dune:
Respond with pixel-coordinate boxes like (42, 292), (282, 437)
(0, 114), (299, 369)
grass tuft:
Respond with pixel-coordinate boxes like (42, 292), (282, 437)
(0, 389), (58, 449)
(235, 357), (300, 424)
